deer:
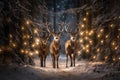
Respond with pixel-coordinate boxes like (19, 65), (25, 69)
(46, 23), (64, 68)
(38, 30), (51, 67)
(65, 24), (79, 67)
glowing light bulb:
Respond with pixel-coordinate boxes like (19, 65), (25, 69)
(83, 18), (87, 21)
(86, 12), (89, 15)
(105, 56), (108, 60)
(113, 58), (116, 61)
(81, 24), (85, 28)
(80, 39), (83, 43)
(97, 34), (101, 38)
(29, 52), (33, 56)
(34, 28), (38, 34)
(35, 50), (39, 54)
(110, 24), (114, 28)
(119, 57), (120, 60)
(26, 20), (30, 25)
(80, 32), (84, 36)
(86, 44), (89, 48)
(93, 56), (96, 59)
(21, 26), (25, 30)
(101, 40), (104, 44)
(20, 49), (24, 53)
(23, 42), (27, 46)
(32, 44), (35, 48)
(97, 48), (100, 52)
(100, 29), (104, 32)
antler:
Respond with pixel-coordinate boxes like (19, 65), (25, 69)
(58, 22), (64, 33)
(45, 22), (55, 35)
(65, 23), (72, 35)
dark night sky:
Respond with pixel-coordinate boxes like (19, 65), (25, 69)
(44, 0), (82, 12)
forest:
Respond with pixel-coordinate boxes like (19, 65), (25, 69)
(0, 0), (120, 80)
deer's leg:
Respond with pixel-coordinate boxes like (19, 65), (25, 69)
(70, 55), (73, 67)
(52, 55), (55, 68)
(44, 55), (47, 67)
(57, 56), (59, 68)
(73, 54), (76, 67)
(66, 54), (68, 68)
(40, 57), (43, 67)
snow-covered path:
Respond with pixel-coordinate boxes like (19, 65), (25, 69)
(0, 55), (120, 80)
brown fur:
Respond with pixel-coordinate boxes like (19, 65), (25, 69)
(65, 40), (79, 67)
(50, 39), (61, 68)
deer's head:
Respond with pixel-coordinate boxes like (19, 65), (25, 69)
(65, 23), (79, 42)
(46, 23), (64, 43)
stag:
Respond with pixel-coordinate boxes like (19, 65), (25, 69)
(65, 24), (79, 67)
(46, 23), (64, 68)
(38, 30), (50, 67)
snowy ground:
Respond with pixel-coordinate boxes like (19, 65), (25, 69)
(0, 55), (120, 80)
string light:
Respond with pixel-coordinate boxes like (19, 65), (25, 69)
(80, 32), (84, 36)
(93, 56), (96, 59)
(23, 42), (27, 46)
(26, 20), (30, 25)
(101, 40), (104, 44)
(81, 24), (85, 28)
(83, 17), (87, 21)
(80, 39), (83, 43)
(33, 28), (38, 34)
(35, 50), (39, 54)
(97, 48), (100, 52)
(21, 26), (25, 30)
(20, 49), (24, 53)
(105, 56), (108, 60)
(100, 28), (104, 32)
(32, 44), (35, 48)
(97, 34), (101, 38)
(29, 52), (33, 56)
(113, 58), (116, 61)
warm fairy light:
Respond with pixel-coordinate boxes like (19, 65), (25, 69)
(80, 32), (84, 36)
(35, 50), (39, 54)
(89, 40), (93, 45)
(35, 38), (40, 42)
(86, 12), (89, 15)
(119, 57), (120, 60)
(29, 52), (33, 56)
(25, 50), (29, 54)
(112, 42), (115, 46)
(86, 49), (89, 53)
(105, 56), (108, 60)
(20, 49), (24, 53)
(83, 17), (87, 21)
(97, 34), (101, 38)
(101, 40), (104, 44)
(81, 24), (85, 28)
(100, 28), (104, 32)
(0, 48), (2, 53)
(23, 42), (27, 46)
(113, 58), (116, 61)
(26, 20), (30, 25)
(12, 43), (16, 47)
(34, 28), (38, 34)
(32, 44), (35, 48)
(86, 31), (88, 34)
(118, 28), (120, 31)
(21, 26), (25, 30)
(80, 39), (83, 43)
(119, 16), (120, 19)
(27, 35), (30, 39)
(114, 46), (118, 50)
(85, 37), (89, 40)
(93, 56), (96, 59)
(110, 24), (114, 28)
(86, 44), (89, 48)
(9, 34), (12, 38)
(83, 47), (85, 50)
(97, 48), (100, 52)
(105, 35), (109, 38)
